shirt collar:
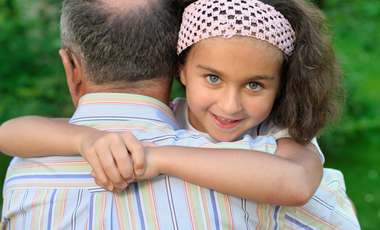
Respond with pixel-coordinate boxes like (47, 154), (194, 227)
(71, 93), (178, 130)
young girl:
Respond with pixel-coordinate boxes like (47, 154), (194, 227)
(0, 0), (343, 206)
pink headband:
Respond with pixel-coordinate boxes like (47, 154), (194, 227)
(177, 0), (296, 56)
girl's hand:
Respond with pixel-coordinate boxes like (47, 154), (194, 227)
(133, 146), (162, 182)
(79, 131), (147, 193)
(91, 140), (159, 193)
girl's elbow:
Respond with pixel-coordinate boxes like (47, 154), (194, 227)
(276, 184), (314, 206)
(291, 181), (318, 206)
(285, 169), (319, 206)
(290, 185), (315, 206)
(264, 179), (316, 206)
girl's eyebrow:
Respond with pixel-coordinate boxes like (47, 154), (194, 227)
(246, 75), (276, 81)
(197, 65), (223, 76)
(197, 64), (276, 81)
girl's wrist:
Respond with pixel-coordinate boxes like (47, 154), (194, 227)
(145, 146), (170, 175)
(74, 125), (100, 156)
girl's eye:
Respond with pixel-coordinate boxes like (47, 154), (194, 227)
(206, 75), (221, 84)
(246, 82), (262, 91)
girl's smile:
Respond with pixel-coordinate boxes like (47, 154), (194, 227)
(210, 112), (244, 129)
(180, 36), (283, 142)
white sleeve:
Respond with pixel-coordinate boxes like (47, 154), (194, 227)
(310, 137), (325, 164)
(259, 118), (325, 164)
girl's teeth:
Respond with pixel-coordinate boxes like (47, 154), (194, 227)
(221, 117), (233, 121)
(215, 115), (236, 123)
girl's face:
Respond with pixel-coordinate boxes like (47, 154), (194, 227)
(179, 36), (283, 142)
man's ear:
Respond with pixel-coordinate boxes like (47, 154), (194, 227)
(59, 49), (84, 108)
(178, 63), (187, 86)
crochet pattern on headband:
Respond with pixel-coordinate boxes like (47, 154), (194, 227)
(177, 0), (296, 56)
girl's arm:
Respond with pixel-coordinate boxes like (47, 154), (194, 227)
(0, 117), (322, 206)
(0, 116), (78, 156)
(0, 116), (145, 192)
(140, 138), (322, 206)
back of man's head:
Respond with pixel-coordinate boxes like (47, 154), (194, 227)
(60, 0), (180, 86)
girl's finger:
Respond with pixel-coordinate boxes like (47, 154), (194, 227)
(96, 139), (130, 190)
(107, 135), (135, 184)
(123, 132), (146, 175)
(87, 152), (114, 191)
(92, 170), (113, 191)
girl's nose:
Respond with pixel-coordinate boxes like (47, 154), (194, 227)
(218, 90), (242, 115)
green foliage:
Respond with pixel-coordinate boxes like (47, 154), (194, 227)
(319, 1), (380, 228)
(0, 0), (75, 124)
(0, 0), (74, 214)
(0, 0), (379, 228)
(170, 78), (186, 101)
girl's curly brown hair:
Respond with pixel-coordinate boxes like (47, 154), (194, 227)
(263, 0), (344, 144)
(178, 0), (344, 144)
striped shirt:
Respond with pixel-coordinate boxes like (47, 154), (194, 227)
(1, 93), (360, 229)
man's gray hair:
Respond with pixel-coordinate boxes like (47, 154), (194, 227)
(60, 0), (180, 84)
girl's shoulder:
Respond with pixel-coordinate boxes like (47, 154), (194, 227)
(172, 97), (186, 109)
(258, 116), (290, 140)
(171, 97), (187, 114)
(171, 97), (188, 129)
(257, 117), (325, 164)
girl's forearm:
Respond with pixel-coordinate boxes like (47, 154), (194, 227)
(0, 117), (323, 206)
(0, 116), (95, 157)
(148, 139), (322, 206)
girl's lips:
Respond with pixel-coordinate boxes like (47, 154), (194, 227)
(210, 113), (243, 129)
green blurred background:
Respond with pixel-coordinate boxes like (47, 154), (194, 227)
(0, 0), (379, 228)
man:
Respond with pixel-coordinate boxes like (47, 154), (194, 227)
(1, 0), (360, 229)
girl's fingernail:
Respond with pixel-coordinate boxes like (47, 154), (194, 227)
(135, 169), (143, 175)
(118, 182), (127, 189)
(107, 181), (114, 191)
